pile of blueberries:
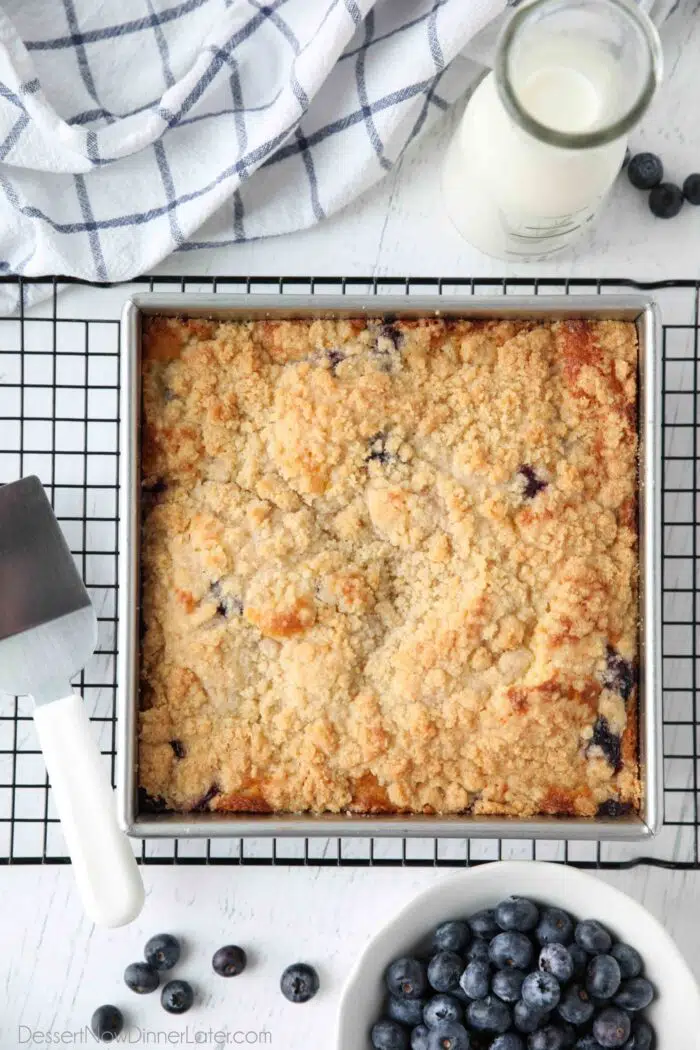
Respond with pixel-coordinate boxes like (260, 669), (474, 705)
(626, 151), (700, 219)
(371, 897), (655, 1050)
(91, 932), (319, 1042)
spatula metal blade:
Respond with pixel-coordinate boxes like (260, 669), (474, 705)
(0, 476), (97, 699)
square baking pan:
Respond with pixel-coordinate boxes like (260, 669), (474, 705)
(117, 293), (661, 840)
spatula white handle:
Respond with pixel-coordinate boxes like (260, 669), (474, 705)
(33, 693), (144, 927)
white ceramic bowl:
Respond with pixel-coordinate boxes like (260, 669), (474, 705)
(337, 862), (700, 1049)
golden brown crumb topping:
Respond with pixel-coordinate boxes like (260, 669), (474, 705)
(138, 314), (640, 818)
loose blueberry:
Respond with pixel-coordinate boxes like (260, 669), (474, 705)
(466, 995), (512, 1034)
(434, 921), (471, 954)
(610, 944), (642, 980)
(649, 182), (684, 219)
(593, 1008), (631, 1048)
(588, 718), (622, 772)
(280, 963), (320, 1004)
(540, 944), (574, 984)
(683, 173), (700, 205)
(161, 979), (194, 1015)
(489, 932), (533, 971)
(424, 994), (463, 1028)
(467, 940), (491, 965)
(575, 920), (613, 955)
(428, 953), (464, 994)
(145, 934), (181, 972)
(567, 944), (588, 978)
(388, 996), (425, 1027)
(412, 1025), (431, 1050)
(613, 978), (654, 1012)
(521, 972), (561, 1012)
(558, 984), (594, 1026)
(212, 945), (247, 977)
(536, 909), (574, 946)
(627, 152), (663, 190)
(387, 958), (428, 1000)
(496, 897), (540, 933)
(586, 955), (621, 1000)
(513, 1000), (548, 1035)
(426, 1021), (470, 1050)
(91, 1005), (124, 1042)
(469, 910), (500, 940)
(460, 961), (490, 1000)
(623, 1020), (654, 1050)
(492, 968), (526, 1003)
(371, 1019), (410, 1050)
(528, 1027), (568, 1050)
(492, 1037), (526, 1050)
(124, 962), (159, 994)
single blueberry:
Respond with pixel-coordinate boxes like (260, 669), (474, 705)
(519, 465), (547, 499)
(428, 953), (464, 994)
(426, 1021), (470, 1050)
(489, 932), (533, 971)
(557, 984), (594, 1026)
(528, 1027), (568, 1050)
(539, 944), (574, 984)
(593, 1008), (631, 1048)
(371, 1019), (410, 1050)
(683, 173), (700, 205)
(459, 961), (490, 1000)
(387, 958), (428, 1000)
(496, 897), (540, 933)
(145, 934), (181, 972)
(575, 921), (613, 956)
(466, 995), (512, 1034)
(567, 944), (588, 978)
(588, 719), (622, 772)
(169, 739), (186, 759)
(124, 961), (159, 994)
(423, 994), (463, 1028)
(91, 1005), (124, 1043)
(161, 979), (194, 1015)
(411, 1025), (431, 1050)
(649, 183), (684, 219)
(469, 910), (500, 940)
(613, 978), (654, 1012)
(433, 921), (471, 954)
(622, 1020), (654, 1050)
(603, 646), (636, 702)
(467, 940), (491, 965)
(280, 963), (320, 1004)
(388, 996), (425, 1028)
(610, 944), (642, 980)
(536, 909), (574, 947)
(521, 972), (561, 1012)
(513, 1000), (548, 1035)
(492, 968), (526, 1003)
(586, 955), (621, 1000)
(627, 152), (663, 190)
(492, 1037), (525, 1050)
(212, 944), (247, 977)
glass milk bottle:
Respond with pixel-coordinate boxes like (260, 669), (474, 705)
(443, 0), (663, 261)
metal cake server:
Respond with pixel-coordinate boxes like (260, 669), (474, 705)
(0, 476), (143, 927)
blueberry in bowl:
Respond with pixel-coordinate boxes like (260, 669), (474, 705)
(335, 863), (700, 1050)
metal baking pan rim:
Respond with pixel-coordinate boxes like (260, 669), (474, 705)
(116, 293), (661, 841)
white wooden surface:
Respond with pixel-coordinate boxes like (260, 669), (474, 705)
(2, 3), (700, 1047)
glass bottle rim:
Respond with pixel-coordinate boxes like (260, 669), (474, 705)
(495, 0), (664, 150)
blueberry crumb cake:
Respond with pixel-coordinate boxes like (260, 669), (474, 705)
(138, 314), (640, 818)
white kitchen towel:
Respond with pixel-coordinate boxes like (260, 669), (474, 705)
(0, 0), (503, 313)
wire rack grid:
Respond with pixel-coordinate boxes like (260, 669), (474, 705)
(0, 274), (697, 871)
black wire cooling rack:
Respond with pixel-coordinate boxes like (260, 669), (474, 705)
(0, 274), (697, 870)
